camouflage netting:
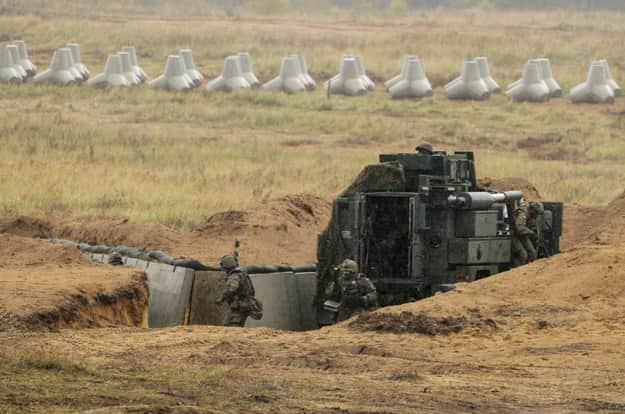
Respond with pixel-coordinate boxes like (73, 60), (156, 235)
(339, 161), (406, 197)
(315, 162), (406, 311)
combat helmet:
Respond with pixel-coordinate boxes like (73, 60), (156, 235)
(529, 202), (545, 215)
(339, 259), (358, 274)
(220, 254), (238, 270)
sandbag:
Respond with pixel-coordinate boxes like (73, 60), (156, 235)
(148, 250), (174, 264)
(171, 259), (219, 271)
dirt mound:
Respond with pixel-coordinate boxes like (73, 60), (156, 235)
(348, 310), (498, 335)
(479, 177), (542, 201)
(561, 203), (607, 249)
(197, 194), (328, 234)
(55, 219), (183, 253)
(0, 216), (53, 238)
(0, 233), (88, 268)
(190, 194), (330, 265)
(569, 189), (625, 247)
(0, 194), (331, 266)
(0, 234), (148, 331)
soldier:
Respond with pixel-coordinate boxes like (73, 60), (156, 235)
(216, 254), (263, 327)
(511, 199), (543, 267)
(527, 202), (546, 255)
(326, 259), (378, 322)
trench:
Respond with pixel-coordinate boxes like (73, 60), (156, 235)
(88, 253), (319, 331)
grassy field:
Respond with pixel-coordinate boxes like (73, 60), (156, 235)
(1, 9), (625, 228)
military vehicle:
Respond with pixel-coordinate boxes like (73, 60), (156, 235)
(316, 147), (563, 322)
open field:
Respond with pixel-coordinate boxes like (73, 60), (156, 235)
(3, 6), (625, 413)
(2, 9), (625, 228)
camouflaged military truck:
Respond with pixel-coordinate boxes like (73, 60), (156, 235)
(316, 148), (563, 318)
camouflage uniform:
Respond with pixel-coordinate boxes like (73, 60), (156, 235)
(511, 200), (542, 267)
(527, 202), (546, 256)
(327, 259), (378, 322)
(217, 255), (263, 327)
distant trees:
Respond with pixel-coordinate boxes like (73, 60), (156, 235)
(9, 0), (625, 14)
(263, 0), (625, 11)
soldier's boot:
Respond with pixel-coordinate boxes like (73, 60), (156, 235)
(223, 311), (247, 327)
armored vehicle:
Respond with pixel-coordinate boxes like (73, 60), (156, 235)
(316, 147), (563, 319)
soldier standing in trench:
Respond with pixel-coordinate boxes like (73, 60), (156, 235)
(511, 200), (545, 267)
(216, 253), (263, 327)
(325, 259), (379, 322)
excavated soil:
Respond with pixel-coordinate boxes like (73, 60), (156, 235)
(0, 234), (148, 331)
(479, 177), (543, 201)
(1, 183), (624, 412)
(348, 311), (499, 335)
(0, 193), (330, 266)
(2, 234), (624, 411)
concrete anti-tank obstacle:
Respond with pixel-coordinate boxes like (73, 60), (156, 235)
(387, 56), (433, 99)
(445, 59), (490, 100)
(88, 54), (131, 88)
(262, 55), (307, 94)
(179, 49), (203, 88)
(570, 61), (615, 104)
(0, 46), (22, 83)
(33, 48), (81, 86)
(118, 52), (141, 85)
(537, 58), (561, 98)
(66, 43), (90, 81)
(599, 59), (621, 97)
(325, 56), (368, 96)
(288, 54), (313, 90)
(237, 52), (260, 88)
(385, 54), (416, 91)
(12, 40), (37, 78)
(205, 55), (250, 93)
(67, 52), (85, 84)
(506, 60), (551, 103)
(121, 46), (147, 83)
(354, 55), (375, 90)
(475, 57), (500, 93)
(149, 55), (194, 91)
(297, 54), (316, 90)
(6, 45), (28, 82)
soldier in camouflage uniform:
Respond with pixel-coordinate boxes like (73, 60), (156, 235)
(511, 200), (545, 267)
(527, 202), (546, 256)
(216, 254), (263, 327)
(326, 259), (378, 322)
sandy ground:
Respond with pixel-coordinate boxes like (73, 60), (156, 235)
(0, 234), (148, 330)
(0, 183), (623, 412)
(0, 194), (330, 267)
(2, 237), (624, 412)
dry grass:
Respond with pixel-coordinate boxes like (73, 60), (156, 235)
(1, 9), (625, 228)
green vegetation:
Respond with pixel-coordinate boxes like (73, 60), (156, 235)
(0, 351), (281, 413)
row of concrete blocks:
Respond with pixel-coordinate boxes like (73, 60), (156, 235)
(89, 253), (318, 331)
(445, 57), (622, 103)
(3, 42), (623, 104)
